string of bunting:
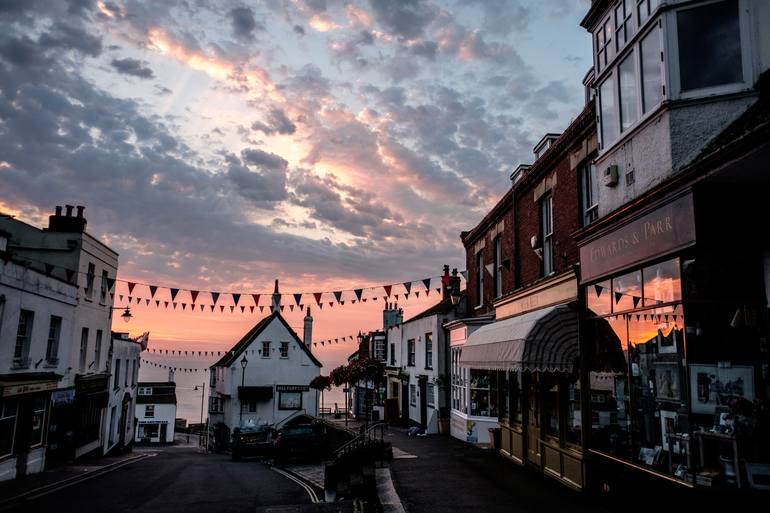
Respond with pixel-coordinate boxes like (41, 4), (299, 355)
(141, 359), (209, 373)
(142, 334), (358, 357)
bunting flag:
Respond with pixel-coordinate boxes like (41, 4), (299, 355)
(106, 277), (116, 291)
(334, 291), (343, 303)
(259, 306), (265, 313)
(149, 285), (158, 298)
(164, 301), (169, 308)
(415, 291), (420, 298)
(354, 289), (363, 301)
(251, 294), (260, 306)
(632, 296), (641, 308)
(210, 305), (215, 312)
(314, 292), (323, 305)
(232, 293), (241, 306)
(170, 288), (180, 301)
(200, 304), (205, 312)
(280, 305), (285, 312)
(240, 306), (246, 313)
(211, 292), (220, 305)
(173, 302), (178, 310)
(436, 288), (441, 294)
(220, 305), (225, 313)
(127, 296), (132, 304)
(314, 343), (317, 347)
(384, 285), (392, 297)
(319, 303), (323, 310)
(460, 270), (468, 281)
(328, 302), (333, 308)
(404, 293), (410, 300)
(127, 282), (136, 295)
(594, 284), (604, 298)
(190, 290), (199, 304)
(156, 300), (161, 307)
(403, 282), (412, 294)
(294, 293), (302, 306)
(250, 306), (255, 313)
(229, 306), (235, 313)
(289, 305), (294, 312)
(614, 292), (623, 304)
(321, 341), (325, 346)
(145, 299), (151, 306)
(422, 278), (431, 291)
(135, 297), (141, 304)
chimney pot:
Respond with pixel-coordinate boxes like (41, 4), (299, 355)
(65, 205), (74, 217)
(76, 206), (85, 218)
(55, 206), (62, 216)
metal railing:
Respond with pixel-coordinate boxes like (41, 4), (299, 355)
(333, 421), (387, 461)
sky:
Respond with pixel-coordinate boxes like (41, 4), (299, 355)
(0, 0), (592, 377)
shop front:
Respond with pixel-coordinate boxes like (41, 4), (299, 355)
(579, 188), (770, 493)
(459, 272), (586, 490)
(0, 372), (59, 481)
(73, 373), (109, 458)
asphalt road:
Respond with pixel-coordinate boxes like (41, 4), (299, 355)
(3, 446), (317, 513)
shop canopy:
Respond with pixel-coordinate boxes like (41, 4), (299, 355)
(459, 304), (579, 372)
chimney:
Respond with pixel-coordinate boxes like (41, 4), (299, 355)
(168, 368), (175, 382)
(442, 264), (451, 300)
(271, 279), (281, 312)
(303, 307), (313, 347)
(48, 204), (87, 233)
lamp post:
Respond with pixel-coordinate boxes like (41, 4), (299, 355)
(194, 382), (205, 446)
(239, 355), (248, 426)
(109, 306), (133, 323)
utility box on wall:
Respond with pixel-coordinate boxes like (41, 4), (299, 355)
(603, 164), (619, 187)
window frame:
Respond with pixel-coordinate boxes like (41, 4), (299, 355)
(493, 236), (503, 298)
(114, 359), (121, 390)
(94, 329), (102, 371)
(261, 341), (271, 358)
(427, 382), (435, 407)
(667, 0), (752, 100)
(145, 404), (155, 418)
(407, 339), (416, 367)
(46, 315), (62, 363)
(0, 400), (19, 458)
(540, 194), (554, 276)
(85, 262), (95, 299)
(410, 384), (417, 406)
(79, 327), (89, 371)
(14, 309), (34, 361)
(580, 163), (600, 226)
(280, 341), (289, 358)
(424, 332), (433, 370)
(100, 269), (109, 303)
(615, 0), (635, 52)
(475, 250), (484, 307)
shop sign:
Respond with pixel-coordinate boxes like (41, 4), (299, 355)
(580, 193), (695, 282)
(52, 388), (76, 406)
(75, 374), (109, 395)
(2, 380), (58, 397)
(275, 385), (309, 392)
(139, 420), (168, 424)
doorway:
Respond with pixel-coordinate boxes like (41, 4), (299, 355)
(527, 373), (541, 467)
(418, 376), (427, 429)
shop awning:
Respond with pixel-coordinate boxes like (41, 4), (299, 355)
(459, 304), (579, 372)
(238, 386), (273, 401)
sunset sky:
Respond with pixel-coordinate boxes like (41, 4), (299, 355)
(0, 0), (592, 371)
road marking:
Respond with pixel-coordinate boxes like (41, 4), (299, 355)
(271, 467), (320, 504)
(392, 447), (417, 459)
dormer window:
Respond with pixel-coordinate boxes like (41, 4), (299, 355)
(533, 134), (561, 161)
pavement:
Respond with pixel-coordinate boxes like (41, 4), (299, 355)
(380, 427), (611, 513)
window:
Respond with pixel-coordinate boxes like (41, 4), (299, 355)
(475, 250), (484, 307)
(29, 396), (47, 447)
(508, 371), (523, 424)
(280, 341), (289, 358)
(114, 359), (121, 390)
(424, 333), (433, 369)
(45, 315), (61, 363)
(410, 384), (416, 405)
(278, 391), (302, 410)
(79, 327), (88, 371)
(14, 309), (33, 362)
(470, 370), (497, 417)
(125, 359), (130, 387)
(374, 337), (386, 361)
(642, 258), (681, 306)
(100, 270), (109, 302)
(580, 164), (599, 226)
(261, 341), (270, 357)
(427, 382), (435, 407)
(209, 396), (223, 413)
(619, 50), (639, 132)
(132, 360), (137, 386)
(494, 237), (503, 298)
(599, 74), (618, 148)
(407, 339), (415, 366)
(210, 370), (216, 387)
(637, 0), (659, 26)
(596, 16), (614, 73)
(677, 0), (742, 92)
(540, 194), (553, 276)
(0, 399), (18, 457)
(615, 0), (634, 51)
(94, 330), (103, 371)
(389, 344), (395, 366)
(612, 269), (643, 312)
(566, 374), (582, 446)
(640, 26), (663, 113)
(451, 347), (464, 412)
(543, 374), (560, 439)
(139, 387), (152, 395)
(145, 405), (155, 418)
(246, 400), (257, 413)
(85, 262), (95, 298)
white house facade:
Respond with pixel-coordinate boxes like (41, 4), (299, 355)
(0, 231), (78, 482)
(103, 332), (144, 454)
(135, 381), (177, 443)
(208, 286), (321, 450)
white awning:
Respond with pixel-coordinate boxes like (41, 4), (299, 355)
(459, 304), (579, 372)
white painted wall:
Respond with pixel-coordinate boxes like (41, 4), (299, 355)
(214, 315), (320, 431)
(135, 403), (176, 442)
(102, 335), (141, 454)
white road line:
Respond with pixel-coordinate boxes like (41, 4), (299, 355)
(271, 467), (319, 503)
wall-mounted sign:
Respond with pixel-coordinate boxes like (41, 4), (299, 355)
(2, 380), (58, 397)
(276, 384), (310, 392)
(579, 193), (695, 283)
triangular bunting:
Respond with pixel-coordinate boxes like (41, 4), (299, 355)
(436, 288), (441, 294)
(404, 293), (410, 300)
(259, 306), (264, 312)
(328, 302), (333, 308)
(319, 303), (323, 310)
(289, 305), (294, 312)
(251, 294), (260, 306)
(164, 301), (169, 309)
(106, 277), (116, 291)
(170, 288), (179, 301)
(294, 293), (302, 306)
(594, 284), (603, 298)
(614, 292), (623, 304)
(145, 299), (150, 306)
(232, 293), (241, 306)
(120, 294), (124, 302)
(200, 304), (204, 312)
(127, 282), (136, 294)
(250, 306), (255, 313)
(314, 292), (322, 305)
(422, 278), (431, 291)
(210, 305), (215, 312)
(415, 291), (420, 298)
(135, 297), (141, 304)
(632, 296), (641, 308)
(128, 296), (133, 303)
(280, 305), (285, 312)
(190, 290), (199, 304)
(220, 305), (225, 312)
(334, 291), (342, 303)
(403, 282), (412, 294)
(384, 285), (392, 297)
(149, 285), (158, 298)
(173, 302), (177, 310)
(229, 306), (235, 313)
(240, 306), (245, 313)
(211, 292), (220, 304)
(354, 289), (363, 301)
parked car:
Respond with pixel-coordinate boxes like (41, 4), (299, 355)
(272, 423), (324, 463)
(231, 424), (275, 461)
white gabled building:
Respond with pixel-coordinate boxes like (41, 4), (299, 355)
(208, 281), (321, 450)
(103, 332), (145, 454)
(135, 379), (177, 444)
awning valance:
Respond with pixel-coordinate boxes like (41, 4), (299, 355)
(238, 386), (273, 401)
(459, 304), (579, 372)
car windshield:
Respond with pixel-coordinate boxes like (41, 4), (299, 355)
(238, 425), (271, 434)
(282, 426), (314, 436)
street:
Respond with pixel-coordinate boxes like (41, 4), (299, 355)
(2, 445), (318, 513)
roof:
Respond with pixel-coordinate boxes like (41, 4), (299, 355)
(403, 295), (459, 324)
(212, 310), (322, 368)
(580, 0), (613, 29)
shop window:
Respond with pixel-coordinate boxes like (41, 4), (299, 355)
(28, 396), (46, 447)
(612, 270), (642, 312)
(470, 370), (498, 417)
(543, 374), (560, 439)
(642, 258), (681, 306)
(451, 347), (464, 412)
(566, 374), (582, 446)
(279, 392), (302, 410)
(619, 50), (639, 132)
(640, 26), (663, 113)
(676, 0), (742, 92)
(0, 399), (18, 457)
(599, 74), (618, 148)
(588, 279), (612, 316)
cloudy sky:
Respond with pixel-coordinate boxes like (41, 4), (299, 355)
(0, 0), (591, 365)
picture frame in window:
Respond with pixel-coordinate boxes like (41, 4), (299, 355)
(660, 409), (678, 452)
(689, 364), (754, 414)
(654, 361), (681, 401)
(657, 326), (680, 354)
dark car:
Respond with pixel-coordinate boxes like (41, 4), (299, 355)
(272, 423), (324, 463)
(231, 424), (275, 461)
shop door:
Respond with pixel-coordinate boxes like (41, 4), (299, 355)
(160, 423), (167, 443)
(401, 383), (409, 422)
(526, 373), (541, 467)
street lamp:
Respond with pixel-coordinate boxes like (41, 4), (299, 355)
(110, 306), (132, 323)
(449, 268), (462, 306)
(194, 382), (205, 436)
(239, 355), (248, 425)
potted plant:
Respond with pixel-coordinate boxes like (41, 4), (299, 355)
(437, 406), (450, 434)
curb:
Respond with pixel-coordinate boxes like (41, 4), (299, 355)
(274, 465), (325, 496)
(0, 453), (149, 509)
(375, 467), (406, 513)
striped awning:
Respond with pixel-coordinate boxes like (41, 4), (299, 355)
(459, 304), (579, 372)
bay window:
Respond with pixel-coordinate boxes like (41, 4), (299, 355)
(637, 0), (659, 26)
(615, 0), (634, 51)
(619, 51), (639, 131)
(599, 75), (618, 148)
(640, 27), (663, 113)
(470, 370), (498, 417)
